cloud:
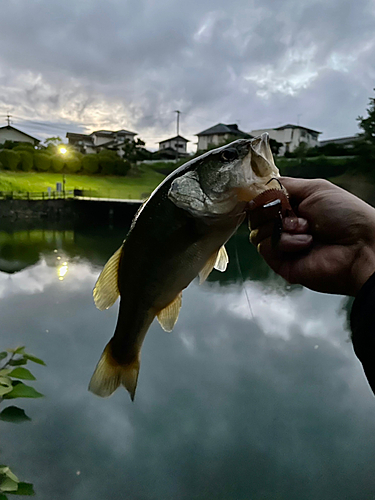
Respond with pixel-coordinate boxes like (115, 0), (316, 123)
(1, 249), (375, 500)
(0, 0), (374, 147)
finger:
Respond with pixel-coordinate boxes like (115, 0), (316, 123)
(282, 216), (309, 233)
(250, 217), (309, 247)
(280, 177), (333, 204)
(277, 233), (313, 253)
(250, 221), (279, 246)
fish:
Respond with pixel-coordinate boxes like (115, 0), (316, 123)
(89, 133), (282, 400)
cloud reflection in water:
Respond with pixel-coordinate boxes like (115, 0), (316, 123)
(0, 233), (375, 500)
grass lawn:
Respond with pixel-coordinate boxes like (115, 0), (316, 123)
(0, 165), (165, 200)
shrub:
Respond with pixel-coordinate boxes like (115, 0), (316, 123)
(19, 151), (33, 171)
(13, 143), (35, 152)
(97, 150), (118, 175)
(33, 153), (51, 172)
(65, 156), (82, 173)
(0, 149), (21, 170)
(115, 159), (131, 176)
(51, 155), (65, 173)
(82, 154), (99, 174)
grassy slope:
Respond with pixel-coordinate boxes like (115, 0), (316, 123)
(0, 165), (165, 199)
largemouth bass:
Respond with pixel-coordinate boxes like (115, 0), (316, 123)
(89, 133), (281, 400)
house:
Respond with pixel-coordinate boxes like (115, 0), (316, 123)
(319, 135), (361, 148)
(66, 129), (137, 157)
(158, 135), (190, 157)
(0, 125), (40, 146)
(196, 123), (251, 151)
(250, 124), (321, 155)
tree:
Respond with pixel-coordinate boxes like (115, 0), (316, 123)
(358, 89), (375, 144)
(44, 136), (63, 147)
(269, 138), (283, 156)
(119, 138), (148, 162)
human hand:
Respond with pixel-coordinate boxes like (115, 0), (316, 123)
(249, 177), (375, 296)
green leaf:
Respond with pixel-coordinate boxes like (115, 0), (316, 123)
(23, 355), (46, 366)
(0, 377), (14, 397)
(0, 492), (8, 499)
(0, 376), (12, 387)
(8, 369), (36, 381)
(3, 382), (43, 400)
(6, 347), (25, 355)
(7, 360), (27, 367)
(0, 352), (7, 361)
(0, 478), (18, 492)
(0, 370), (11, 377)
(0, 407), (31, 424)
(3, 469), (18, 484)
(8, 482), (35, 496)
(0, 386), (14, 397)
(13, 348), (25, 355)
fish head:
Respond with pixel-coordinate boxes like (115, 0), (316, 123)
(168, 133), (281, 218)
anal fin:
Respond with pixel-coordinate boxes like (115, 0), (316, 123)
(93, 245), (123, 311)
(157, 292), (182, 332)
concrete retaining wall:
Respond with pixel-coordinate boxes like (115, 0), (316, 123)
(0, 199), (142, 226)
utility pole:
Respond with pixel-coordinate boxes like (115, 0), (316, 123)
(175, 110), (181, 162)
(6, 113), (11, 126)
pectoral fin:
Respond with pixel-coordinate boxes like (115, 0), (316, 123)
(93, 245), (123, 311)
(199, 245), (229, 284)
(157, 292), (182, 332)
(214, 245), (229, 272)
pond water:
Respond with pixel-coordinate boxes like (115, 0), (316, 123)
(1, 222), (375, 500)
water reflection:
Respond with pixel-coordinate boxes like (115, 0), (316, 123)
(1, 225), (375, 500)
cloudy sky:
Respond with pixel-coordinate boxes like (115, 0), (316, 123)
(0, 0), (374, 151)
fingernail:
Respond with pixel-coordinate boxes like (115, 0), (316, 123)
(249, 229), (258, 245)
(284, 217), (297, 230)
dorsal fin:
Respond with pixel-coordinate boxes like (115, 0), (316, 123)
(199, 245), (229, 284)
(157, 292), (182, 332)
(93, 245), (123, 311)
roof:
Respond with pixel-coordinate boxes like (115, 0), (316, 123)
(319, 135), (361, 146)
(196, 123), (250, 137)
(0, 125), (40, 143)
(66, 132), (90, 140)
(90, 129), (136, 137)
(116, 129), (137, 136)
(159, 135), (189, 144)
(274, 124), (322, 134)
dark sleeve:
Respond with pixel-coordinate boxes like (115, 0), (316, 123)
(350, 271), (375, 395)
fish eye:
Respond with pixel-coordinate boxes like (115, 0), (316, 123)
(221, 148), (238, 162)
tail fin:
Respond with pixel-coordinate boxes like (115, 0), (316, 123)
(88, 342), (140, 401)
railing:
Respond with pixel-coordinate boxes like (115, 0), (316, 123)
(0, 190), (74, 200)
(0, 189), (140, 200)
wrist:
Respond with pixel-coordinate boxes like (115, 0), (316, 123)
(351, 244), (375, 296)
